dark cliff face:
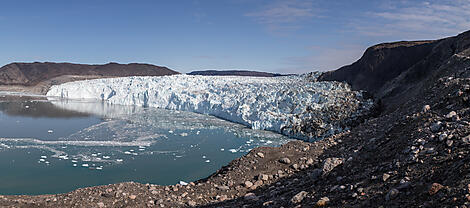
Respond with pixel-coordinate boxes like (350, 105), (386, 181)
(319, 30), (470, 109)
(187, 70), (287, 77)
(0, 62), (179, 86)
(319, 41), (437, 94)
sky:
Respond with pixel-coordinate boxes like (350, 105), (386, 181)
(0, 0), (469, 74)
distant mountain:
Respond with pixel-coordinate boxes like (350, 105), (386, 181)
(187, 70), (288, 77)
(0, 62), (179, 86)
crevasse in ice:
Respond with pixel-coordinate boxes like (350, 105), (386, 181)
(46, 73), (374, 139)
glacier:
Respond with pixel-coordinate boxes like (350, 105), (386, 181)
(46, 73), (374, 139)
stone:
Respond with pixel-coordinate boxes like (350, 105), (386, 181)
(439, 133), (448, 141)
(129, 195), (137, 200)
(291, 191), (308, 204)
(291, 164), (299, 170)
(216, 185), (230, 191)
(383, 173), (391, 182)
(254, 180), (263, 187)
(244, 193), (259, 201)
(429, 183), (444, 195)
(397, 182), (411, 190)
(310, 169), (322, 179)
(322, 157), (343, 174)
(446, 140), (453, 147)
(279, 157), (291, 164)
(187, 200), (196, 206)
(306, 158), (314, 165)
(430, 122), (442, 133)
(97, 202), (105, 208)
(216, 195), (228, 201)
(259, 174), (269, 181)
(422, 105), (431, 112)
(446, 111), (457, 119)
(463, 135), (470, 144)
(244, 181), (253, 188)
(316, 197), (330, 206)
(256, 152), (265, 158)
(385, 188), (399, 201)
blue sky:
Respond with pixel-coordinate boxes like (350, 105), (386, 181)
(0, 0), (469, 73)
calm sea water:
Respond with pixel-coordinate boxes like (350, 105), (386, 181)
(0, 94), (291, 195)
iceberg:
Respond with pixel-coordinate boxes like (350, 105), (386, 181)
(47, 74), (374, 139)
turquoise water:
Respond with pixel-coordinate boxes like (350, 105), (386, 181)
(0, 95), (291, 195)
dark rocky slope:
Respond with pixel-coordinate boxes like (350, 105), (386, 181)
(187, 70), (286, 77)
(1, 31), (470, 207)
(320, 30), (470, 110)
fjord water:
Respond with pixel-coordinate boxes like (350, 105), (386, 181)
(0, 95), (290, 195)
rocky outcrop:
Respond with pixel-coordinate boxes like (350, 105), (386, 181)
(187, 70), (286, 77)
(0, 62), (178, 86)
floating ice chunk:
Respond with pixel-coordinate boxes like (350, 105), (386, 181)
(168, 130), (174, 134)
(116, 159), (123, 162)
(73, 164), (77, 167)
(96, 167), (103, 170)
(102, 156), (110, 159)
(266, 140), (273, 144)
(39, 159), (45, 162)
(45, 161), (50, 164)
(25, 106), (29, 109)
(196, 131), (200, 135)
(228, 149), (237, 153)
(91, 153), (98, 157)
(179, 181), (188, 186)
(40, 156), (47, 159)
(220, 148), (224, 151)
(47, 130), (54, 133)
(180, 133), (188, 137)
(82, 164), (89, 167)
(139, 148), (145, 151)
(202, 155), (206, 159)
(205, 160), (210, 163)
(175, 155), (183, 158)
(132, 153), (138, 156)
(71, 160), (78, 163)
(124, 151), (131, 155)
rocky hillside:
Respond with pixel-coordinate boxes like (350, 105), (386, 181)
(187, 70), (286, 77)
(0, 62), (178, 86)
(319, 30), (470, 110)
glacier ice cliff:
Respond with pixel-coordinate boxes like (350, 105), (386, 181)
(46, 73), (374, 140)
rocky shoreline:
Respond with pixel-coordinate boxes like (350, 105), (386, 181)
(1, 31), (470, 207)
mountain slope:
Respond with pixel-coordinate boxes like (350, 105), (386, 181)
(319, 30), (470, 110)
(0, 62), (178, 86)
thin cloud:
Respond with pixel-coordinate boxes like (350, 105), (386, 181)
(352, 0), (470, 40)
(245, 0), (317, 33)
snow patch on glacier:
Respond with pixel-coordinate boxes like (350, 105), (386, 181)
(47, 74), (374, 139)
